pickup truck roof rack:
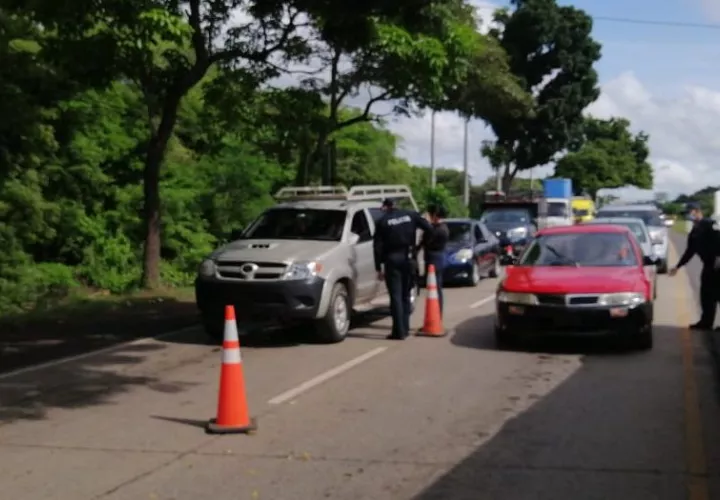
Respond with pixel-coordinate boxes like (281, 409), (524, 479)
(274, 184), (417, 209)
(274, 186), (349, 200)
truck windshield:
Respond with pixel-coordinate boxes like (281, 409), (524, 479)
(547, 202), (568, 217)
(243, 208), (346, 241)
(481, 209), (530, 223)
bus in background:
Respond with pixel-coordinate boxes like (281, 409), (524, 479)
(572, 196), (595, 223)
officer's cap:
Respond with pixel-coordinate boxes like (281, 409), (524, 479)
(686, 202), (701, 211)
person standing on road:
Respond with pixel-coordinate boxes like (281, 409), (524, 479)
(421, 204), (450, 316)
(374, 198), (435, 340)
(668, 202), (720, 330)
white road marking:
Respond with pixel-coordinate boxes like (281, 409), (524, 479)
(0, 325), (200, 380)
(469, 294), (496, 309)
(268, 347), (388, 405)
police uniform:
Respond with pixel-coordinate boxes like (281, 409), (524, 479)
(374, 201), (434, 339)
(421, 219), (450, 315)
(675, 216), (720, 328)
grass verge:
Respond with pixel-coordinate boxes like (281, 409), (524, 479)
(672, 219), (689, 234)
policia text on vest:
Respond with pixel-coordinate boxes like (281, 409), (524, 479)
(373, 199), (435, 340)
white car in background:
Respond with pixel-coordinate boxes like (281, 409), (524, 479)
(583, 217), (658, 299)
(594, 204), (668, 274)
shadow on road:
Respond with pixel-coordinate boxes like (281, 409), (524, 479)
(451, 314), (672, 357)
(415, 323), (688, 500)
(0, 342), (199, 424)
(159, 309), (393, 348)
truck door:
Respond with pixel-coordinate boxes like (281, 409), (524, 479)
(349, 209), (378, 303)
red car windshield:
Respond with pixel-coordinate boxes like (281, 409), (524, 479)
(519, 232), (638, 267)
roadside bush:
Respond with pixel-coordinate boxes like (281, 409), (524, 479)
(0, 262), (78, 314)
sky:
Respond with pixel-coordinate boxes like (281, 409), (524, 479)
(382, 0), (720, 198)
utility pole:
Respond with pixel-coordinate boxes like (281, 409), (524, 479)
(463, 118), (469, 206)
(430, 111), (436, 187)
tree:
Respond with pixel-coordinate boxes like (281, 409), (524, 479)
(292, 0), (530, 184)
(6, 0), (314, 288)
(554, 116), (653, 199)
(479, 0), (602, 191)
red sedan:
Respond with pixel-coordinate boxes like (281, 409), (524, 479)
(494, 224), (657, 350)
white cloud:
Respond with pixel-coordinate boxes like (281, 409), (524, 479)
(388, 71), (720, 197)
(586, 72), (720, 196)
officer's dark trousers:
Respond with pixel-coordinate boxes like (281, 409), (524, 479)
(425, 251), (445, 315)
(384, 253), (413, 338)
(699, 266), (720, 326)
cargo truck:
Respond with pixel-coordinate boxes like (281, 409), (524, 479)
(541, 178), (573, 227)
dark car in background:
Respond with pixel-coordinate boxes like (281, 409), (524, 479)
(442, 219), (501, 286)
(480, 206), (537, 258)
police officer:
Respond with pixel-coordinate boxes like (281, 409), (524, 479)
(374, 198), (435, 340)
(669, 202), (720, 329)
(421, 204), (450, 315)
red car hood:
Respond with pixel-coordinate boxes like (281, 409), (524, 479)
(503, 266), (646, 294)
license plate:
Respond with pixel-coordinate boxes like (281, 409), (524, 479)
(609, 307), (628, 318)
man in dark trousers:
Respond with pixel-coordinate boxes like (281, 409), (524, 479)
(421, 204), (450, 316)
(669, 202), (720, 329)
(374, 198), (435, 340)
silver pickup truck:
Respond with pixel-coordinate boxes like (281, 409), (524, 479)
(195, 185), (422, 343)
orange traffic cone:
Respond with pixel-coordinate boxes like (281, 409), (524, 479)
(416, 264), (447, 337)
(206, 305), (257, 434)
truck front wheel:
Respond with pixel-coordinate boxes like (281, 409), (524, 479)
(315, 283), (351, 343)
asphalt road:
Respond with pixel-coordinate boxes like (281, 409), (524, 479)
(1, 245), (719, 500)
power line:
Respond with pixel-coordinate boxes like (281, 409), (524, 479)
(594, 16), (720, 30)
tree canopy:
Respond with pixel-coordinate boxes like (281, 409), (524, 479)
(554, 116), (653, 199)
(479, 0), (602, 191)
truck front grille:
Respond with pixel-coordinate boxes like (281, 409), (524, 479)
(216, 261), (287, 280)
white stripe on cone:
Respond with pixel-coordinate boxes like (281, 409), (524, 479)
(224, 316), (239, 342)
(426, 268), (437, 288)
(426, 266), (439, 299)
(223, 348), (242, 364)
(222, 310), (242, 364)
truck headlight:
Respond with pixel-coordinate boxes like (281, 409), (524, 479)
(649, 231), (664, 244)
(198, 259), (217, 278)
(598, 292), (645, 306)
(507, 227), (527, 239)
(454, 249), (473, 262)
(652, 245), (664, 256)
(283, 261), (321, 280)
(497, 291), (538, 305)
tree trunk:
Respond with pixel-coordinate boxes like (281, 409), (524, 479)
(141, 95), (181, 289)
(141, 139), (163, 289)
(294, 133), (328, 185)
(501, 165), (515, 193)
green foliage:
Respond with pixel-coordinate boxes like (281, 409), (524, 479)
(554, 117), (653, 198)
(480, 0), (602, 189)
(674, 187), (717, 215)
(293, 0), (528, 184)
(408, 167), (468, 217)
(0, 63), (446, 313)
